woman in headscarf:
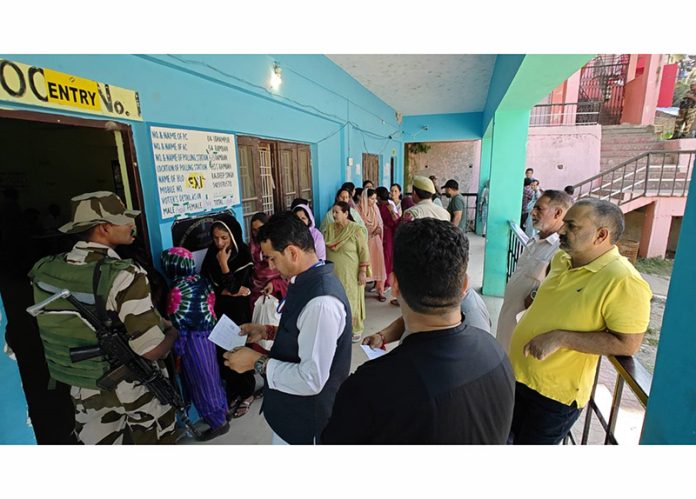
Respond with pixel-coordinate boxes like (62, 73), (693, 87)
(322, 201), (370, 342)
(291, 203), (326, 261)
(161, 247), (228, 439)
(358, 188), (387, 301)
(320, 187), (367, 236)
(248, 212), (288, 307)
(201, 215), (257, 418)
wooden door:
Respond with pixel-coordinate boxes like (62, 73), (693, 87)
(362, 153), (379, 186)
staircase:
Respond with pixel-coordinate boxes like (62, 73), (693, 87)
(574, 148), (694, 212)
(600, 125), (664, 172)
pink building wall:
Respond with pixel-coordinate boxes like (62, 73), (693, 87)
(525, 125), (602, 190)
(621, 54), (667, 125)
(658, 63), (678, 107)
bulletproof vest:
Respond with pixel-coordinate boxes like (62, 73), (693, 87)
(28, 254), (133, 390)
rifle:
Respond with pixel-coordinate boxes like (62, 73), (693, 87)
(27, 287), (205, 441)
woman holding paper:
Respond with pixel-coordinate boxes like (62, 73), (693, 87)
(201, 216), (257, 418)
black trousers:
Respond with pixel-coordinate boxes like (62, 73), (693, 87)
(508, 382), (582, 445)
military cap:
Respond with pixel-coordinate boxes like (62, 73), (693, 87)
(59, 191), (140, 234)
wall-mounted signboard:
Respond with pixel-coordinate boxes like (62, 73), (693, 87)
(150, 126), (240, 220)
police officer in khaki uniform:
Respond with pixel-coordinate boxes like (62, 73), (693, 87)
(402, 176), (451, 222)
(28, 191), (178, 444)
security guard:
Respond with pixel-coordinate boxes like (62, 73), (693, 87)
(28, 191), (178, 444)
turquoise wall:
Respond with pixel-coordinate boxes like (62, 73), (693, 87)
(1, 54), (404, 254)
(641, 162), (696, 444)
(0, 296), (35, 444)
(401, 113), (482, 142)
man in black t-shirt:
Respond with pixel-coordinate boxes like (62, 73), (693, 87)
(321, 218), (514, 444)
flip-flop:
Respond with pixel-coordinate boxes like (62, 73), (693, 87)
(232, 397), (254, 419)
(390, 298), (399, 306)
(377, 295), (387, 302)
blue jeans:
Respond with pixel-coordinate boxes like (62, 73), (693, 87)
(508, 382), (582, 445)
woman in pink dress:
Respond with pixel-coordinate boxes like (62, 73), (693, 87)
(376, 187), (400, 291)
(358, 188), (388, 301)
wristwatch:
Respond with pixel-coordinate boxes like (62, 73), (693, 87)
(254, 354), (269, 376)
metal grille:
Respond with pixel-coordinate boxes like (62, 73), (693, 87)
(578, 54), (630, 125)
(506, 221), (529, 282)
(529, 102), (601, 127)
(259, 144), (274, 214)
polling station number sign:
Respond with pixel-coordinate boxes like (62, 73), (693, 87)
(151, 126), (240, 220)
(0, 59), (142, 120)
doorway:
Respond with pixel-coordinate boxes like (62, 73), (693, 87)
(0, 109), (146, 443)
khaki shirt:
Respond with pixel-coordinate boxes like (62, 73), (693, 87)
(403, 199), (451, 222)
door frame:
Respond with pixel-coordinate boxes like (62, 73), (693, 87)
(0, 108), (152, 263)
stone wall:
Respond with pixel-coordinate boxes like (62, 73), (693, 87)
(408, 140), (481, 193)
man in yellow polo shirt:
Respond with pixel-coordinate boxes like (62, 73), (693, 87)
(508, 198), (652, 444)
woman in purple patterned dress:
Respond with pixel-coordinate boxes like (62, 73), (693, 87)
(161, 247), (229, 440)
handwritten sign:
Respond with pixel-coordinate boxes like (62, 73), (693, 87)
(151, 126), (240, 219)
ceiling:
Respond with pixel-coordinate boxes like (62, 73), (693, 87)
(327, 54), (497, 116)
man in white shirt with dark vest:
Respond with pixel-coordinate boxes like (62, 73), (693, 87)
(496, 190), (573, 353)
(224, 213), (351, 444)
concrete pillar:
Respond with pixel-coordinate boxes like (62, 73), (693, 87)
(476, 123), (493, 236)
(641, 159), (696, 443)
(563, 70), (582, 125)
(482, 109), (531, 297)
(638, 198), (687, 258)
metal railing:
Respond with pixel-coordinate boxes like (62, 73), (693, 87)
(574, 150), (695, 206)
(565, 355), (652, 445)
(529, 101), (601, 127)
(506, 221), (529, 282)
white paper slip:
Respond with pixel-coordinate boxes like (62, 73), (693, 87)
(360, 344), (387, 361)
(208, 314), (246, 351)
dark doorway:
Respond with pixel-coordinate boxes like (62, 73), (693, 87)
(0, 110), (146, 444)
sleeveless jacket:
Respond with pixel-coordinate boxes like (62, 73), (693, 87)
(262, 262), (352, 444)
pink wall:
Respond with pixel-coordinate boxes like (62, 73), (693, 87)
(639, 197), (687, 258)
(658, 63), (678, 107)
(621, 54), (666, 125)
(525, 125), (602, 190)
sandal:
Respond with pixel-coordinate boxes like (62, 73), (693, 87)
(232, 396), (255, 419)
(390, 298), (399, 306)
(352, 333), (362, 343)
(377, 294), (387, 302)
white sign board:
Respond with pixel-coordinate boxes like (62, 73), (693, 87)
(151, 126), (240, 219)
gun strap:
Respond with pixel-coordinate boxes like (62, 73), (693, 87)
(92, 259), (109, 324)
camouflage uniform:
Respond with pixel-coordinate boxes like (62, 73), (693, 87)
(30, 192), (176, 444)
(63, 242), (177, 444)
(673, 89), (696, 139)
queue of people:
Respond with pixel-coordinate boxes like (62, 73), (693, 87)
(21, 166), (652, 446)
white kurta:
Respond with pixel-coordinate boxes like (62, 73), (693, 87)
(496, 233), (560, 353)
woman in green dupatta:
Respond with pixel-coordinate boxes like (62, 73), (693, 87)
(320, 188), (367, 238)
(322, 201), (371, 342)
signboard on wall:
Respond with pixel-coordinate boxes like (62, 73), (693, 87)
(0, 58), (142, 120)
(151, 126), (240, 220)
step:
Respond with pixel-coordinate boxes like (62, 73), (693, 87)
(601, 143), (663, 152)
(602, 125), (658, 134)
